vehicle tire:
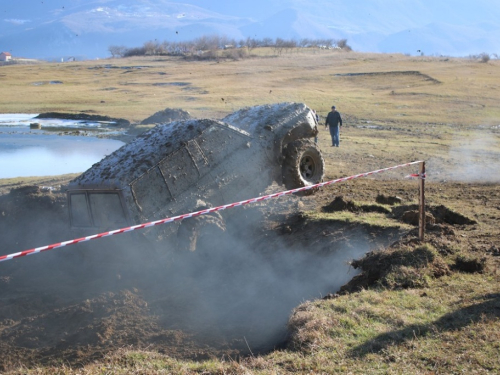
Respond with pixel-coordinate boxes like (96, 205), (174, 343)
(282, 140), (325, 195)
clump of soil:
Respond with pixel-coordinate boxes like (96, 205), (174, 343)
(322, 196), (357, 212)
(321, 196), (390, 214)
(452, 255), (487, 273)
(399, 210), (436, 226)
(432, 204), (478, 225)
(339, 243), (450, 293)
(391, 204), (477, 226)
(376, 194), (403, 205)
(141, 108), (192, 125)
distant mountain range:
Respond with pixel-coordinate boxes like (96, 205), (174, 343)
(1, 0), (499, 60)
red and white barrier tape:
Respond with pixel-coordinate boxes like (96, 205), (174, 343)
(0, 160), (424, 263)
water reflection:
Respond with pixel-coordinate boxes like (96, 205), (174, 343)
(0, 114), (124, 179)
(0, 113), (113, 128)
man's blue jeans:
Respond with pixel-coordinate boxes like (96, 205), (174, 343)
(329, 126), (340, 147)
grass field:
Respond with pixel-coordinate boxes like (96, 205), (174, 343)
(2, 49), (500, 126)
(1, 49), (499, 374)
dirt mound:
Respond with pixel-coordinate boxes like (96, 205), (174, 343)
(321, 196), (391, 214)
(375, 194), (403, 205)
(318, 194), (485, 294)
(432, 204), (478, 225)
(322, 198), (477, 227)
(339, 243), (451, 293)
(322, 196), (357, 212)
(140, 108), (192, 124)
(339, 220), (488, 294)
(391, 204), (477, 226)
(452, 255), (487, 273)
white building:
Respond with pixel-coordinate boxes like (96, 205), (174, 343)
(0, 52), (12, 61)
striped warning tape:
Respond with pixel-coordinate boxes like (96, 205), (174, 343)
(0, 160), (424, 263)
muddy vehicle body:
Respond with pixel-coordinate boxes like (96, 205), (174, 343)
(66, 103), (324, 244)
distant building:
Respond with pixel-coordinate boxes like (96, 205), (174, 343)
(0, 52), (12, 61)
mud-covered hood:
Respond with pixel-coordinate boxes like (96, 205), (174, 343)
(222, 102), (318, 143)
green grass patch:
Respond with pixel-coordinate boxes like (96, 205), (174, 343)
(306, 210), (412, 230)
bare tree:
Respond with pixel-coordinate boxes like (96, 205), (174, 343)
(108, 45), (127, 58)
(336, 39), (352, 51)
(143, 40), (161, 55)
(479, 53), (490, 63)
(274, 38), (286, 55)
(194, 35), (220, 51)
(285, 39), (297, 53)
(246, 37), (259, 52)
(299, 38), (311, 48)
(123, 47), (147, 57)
(262, 37), (273, 47)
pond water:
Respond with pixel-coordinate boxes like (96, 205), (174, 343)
(0, 114), (125, 179)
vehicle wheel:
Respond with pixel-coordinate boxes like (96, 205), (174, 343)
(282, 140), (325, 195)
(176, 201), (226, 252)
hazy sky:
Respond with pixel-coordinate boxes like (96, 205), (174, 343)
(2, 0), (499, 57)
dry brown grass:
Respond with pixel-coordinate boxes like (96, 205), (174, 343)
(2, 50), (499, 126)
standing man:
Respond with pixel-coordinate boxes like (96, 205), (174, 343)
(325, 105), (343, 147)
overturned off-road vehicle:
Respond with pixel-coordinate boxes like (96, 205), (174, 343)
(66, 103), (324, 246)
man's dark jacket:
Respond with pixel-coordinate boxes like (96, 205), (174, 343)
(325, 111), (342, 128)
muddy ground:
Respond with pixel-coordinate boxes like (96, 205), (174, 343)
(0, 173), (498, 371)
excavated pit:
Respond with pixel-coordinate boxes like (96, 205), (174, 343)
(0, 183), (408, 369)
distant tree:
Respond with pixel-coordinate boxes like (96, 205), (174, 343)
(299, 38), (310, 48)
(246, 37), (259, 52)
(479, 52), (490, 63)
(336, 38), (352, 51)
(114, 33), (353, 61)
(108, 45), (127, 58)
(143, 40), (161, 55)
(194, 35), (220, 51)
(262, 37), (273, 47)
(320, 39), (334, 48)
(274, 38), (285, 55)
(123, 46), (147, 57)
(159, 41), (171, 54)
(285, 39), (297, 53)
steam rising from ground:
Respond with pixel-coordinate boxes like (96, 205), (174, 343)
(157, 218), (372, 350)
(0, 189), (381, 356)
(429, 132), (500, 183)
